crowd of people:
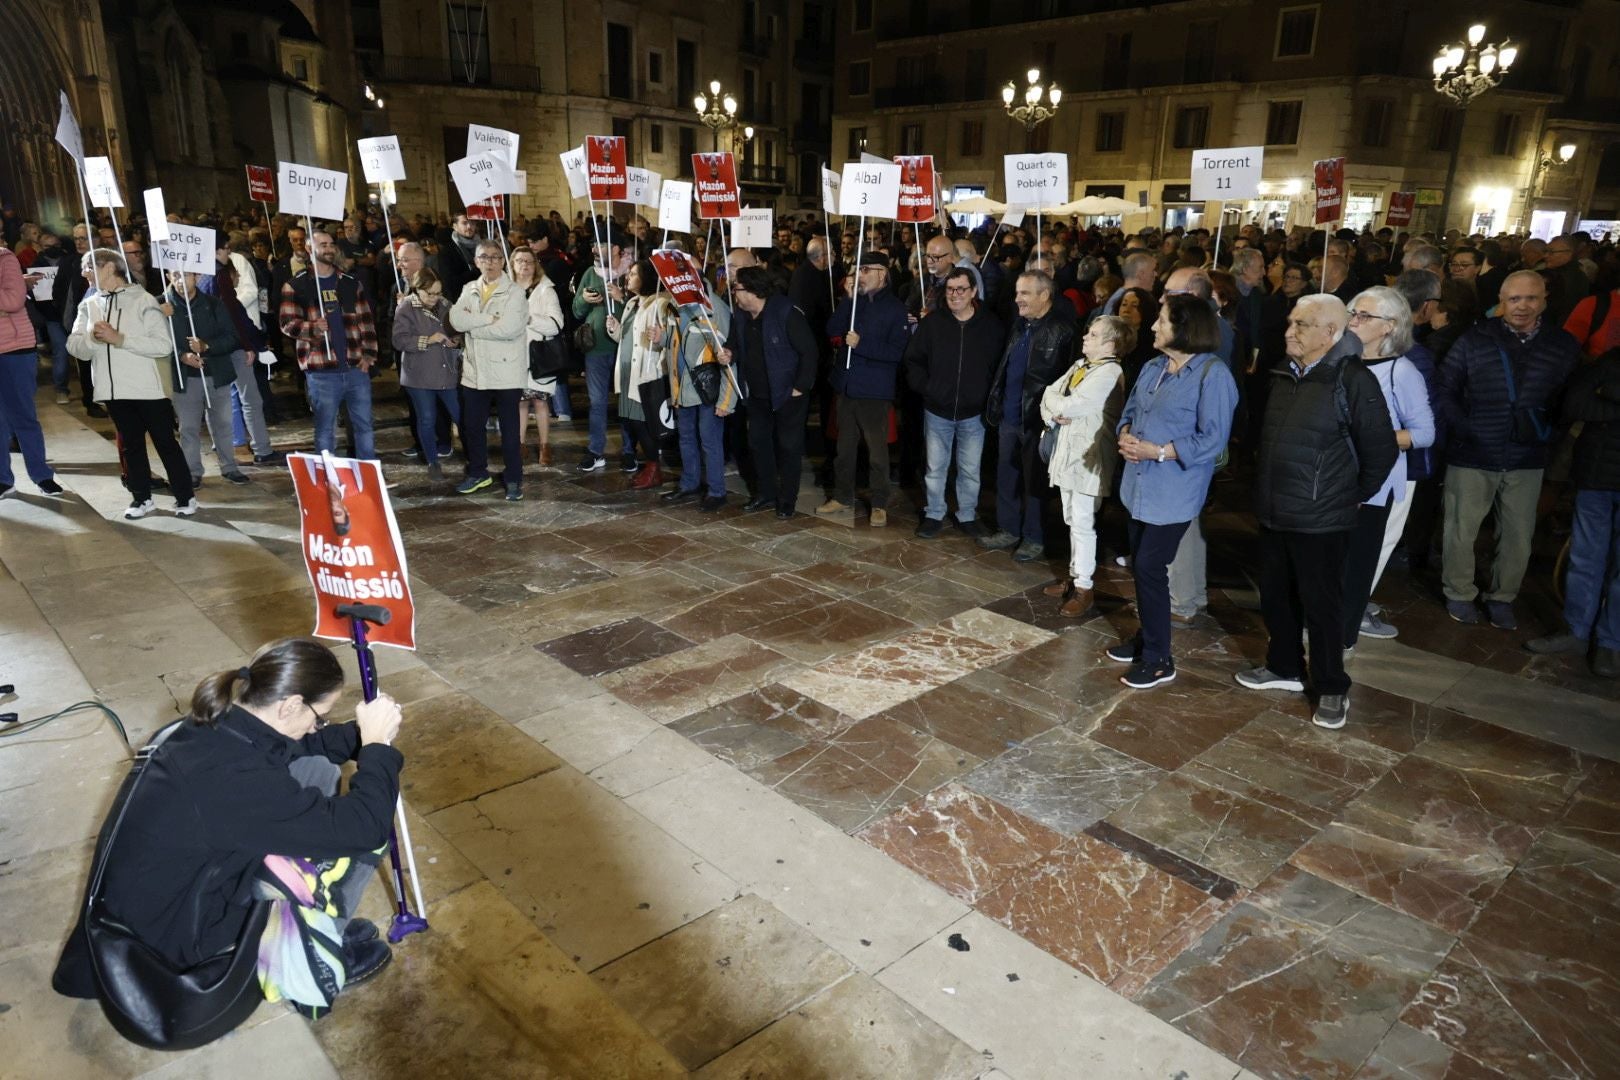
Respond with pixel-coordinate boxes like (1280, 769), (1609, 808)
(2, 198), (1618, 720)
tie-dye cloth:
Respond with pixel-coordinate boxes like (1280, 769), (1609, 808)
(253, 848), (382, 1017)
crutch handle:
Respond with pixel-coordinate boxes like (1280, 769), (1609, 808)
(336, 603), (392, 626)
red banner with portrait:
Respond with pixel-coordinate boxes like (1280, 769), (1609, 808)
(289, 452), (416, 650)
(893, 155), (936, 224)
(465, 195), (506, 220)
(650, 250), (713, 310)
(586, 135), (628, 201)
(1313, 157), (1345, 225)
(245, 164), (275, 203)
(692, 152), (741, 219)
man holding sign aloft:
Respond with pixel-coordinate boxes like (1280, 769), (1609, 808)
(279, 232), (380, 460)
(164, 271), (248, 488)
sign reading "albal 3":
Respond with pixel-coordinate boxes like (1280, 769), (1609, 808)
(839, 161), (900, 219)
(1002, 153), (1067, 210)
(1190, 147), (1264, 201)
(278, 162), (348, 220)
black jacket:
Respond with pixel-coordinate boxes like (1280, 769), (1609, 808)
(1255, 333), (1399, 534)
(787, 260), (833, 354)
(985, 307), (1076, 432)
(164, 289), (242, 390)
(1565, 350), (1620, 491)
(903, 305), (1005, 420)
(1438, 318), (1580, 472)
(53, 706), (402, 995)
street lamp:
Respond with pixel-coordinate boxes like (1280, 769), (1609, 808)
(1002, 68), (1061, 151)
(1432, 23), (1517, 234)
(693, 79), (739, 151)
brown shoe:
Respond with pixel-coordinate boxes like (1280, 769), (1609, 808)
(869, 508), (888, 527)
(1059, 588), (1096, 618)
(1042, 577), (1073, 598)
(630, 463), (663, 490)
(539, 444), (553, 466)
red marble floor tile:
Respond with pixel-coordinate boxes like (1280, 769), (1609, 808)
(1558, 758), (1620, 856)
(873, 671), (1061, 760)
(656, 576), (829, 643)
(537, 616), (695, 677)
(1088, 673), (1264, 771)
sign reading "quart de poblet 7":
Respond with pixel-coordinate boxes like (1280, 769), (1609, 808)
(278, 162), (348, 220)
(1003, 153), (1067, 210)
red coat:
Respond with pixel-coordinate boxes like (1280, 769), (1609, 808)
(0, 248), (35, 355)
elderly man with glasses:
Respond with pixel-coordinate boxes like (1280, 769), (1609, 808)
(1541, 235), (1593, 328)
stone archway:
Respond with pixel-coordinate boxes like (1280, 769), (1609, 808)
(0, 10), (86, 225)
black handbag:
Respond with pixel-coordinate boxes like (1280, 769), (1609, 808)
(688, 363), (725, 406)
(571, 321), (597, 354)
(528, 335), (573, 380)
(80, 722), (271, 1050)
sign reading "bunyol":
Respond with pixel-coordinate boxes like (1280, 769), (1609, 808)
(278, 162), (349, 220)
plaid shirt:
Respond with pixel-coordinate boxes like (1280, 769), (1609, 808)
(277, 271), (379, 372)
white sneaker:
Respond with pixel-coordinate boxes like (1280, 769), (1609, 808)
(124, 499), (156, 520)
(174, 498), (200, 516)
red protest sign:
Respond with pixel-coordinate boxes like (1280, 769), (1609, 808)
(586, 135), (628, 201)
(466, 194), (506, 220)
(692, 152), (741, 219)
(289, 452), (416, 650)
(650, 249), (713, 311)
(1386, 191), (1416, 227)
(894, 155), (936, 224)
(245, 164), (275, 202)
(1314, 157), (1345, 226)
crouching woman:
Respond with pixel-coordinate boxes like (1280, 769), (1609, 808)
(54, 637), (405, 1035)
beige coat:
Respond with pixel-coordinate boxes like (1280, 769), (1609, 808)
(523, 277), (565, 394)
(1039, 358), (1124, 496)
(68, 285), (175, 402)
(450, 275), (527, 390)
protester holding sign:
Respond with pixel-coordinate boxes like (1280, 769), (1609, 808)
(664, 258), (734, 511)
(822, 251), (909, 526)
(164, 270), (248, 487)
(278, 231), (380, 460)
(449, 241), (529, 500)
(70, 248), (198, 518)
(606, 259), (675, 491)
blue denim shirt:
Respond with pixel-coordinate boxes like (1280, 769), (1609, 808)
(1117, 352), (1238, 525)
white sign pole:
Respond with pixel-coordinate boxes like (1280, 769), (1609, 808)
(379, 190), (403, 293)
(845, 219), (866, 369)
(1213, 203), (1228, 270)
(158, 279), (187, 389)
(305, 211), (334, 366)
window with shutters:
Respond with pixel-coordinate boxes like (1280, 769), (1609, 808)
(1172, 106), (1209, 149)
(1361, 99), (1393, 148)
(1266, 101), (1302, 145)
(1095, 110), (1125, 153)
(960, 120), (983, 157)
(1275, 6), (1319, 58)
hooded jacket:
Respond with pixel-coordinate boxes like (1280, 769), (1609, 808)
(1254, 333), (1400, 534)
(903, 304), (1005, 420)
(68, 284), (175, 402)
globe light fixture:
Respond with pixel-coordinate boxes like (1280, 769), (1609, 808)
(1002, 67), (1061, 149)
(1432, 22), (1517, 232)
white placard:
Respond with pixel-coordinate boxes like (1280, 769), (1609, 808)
(511, 170), (528, 196)
(860, 151), (890, 165)
(278, 161), (349, 220)
(30, 266), (58, 302)
(448, 152), (515, 208)
(143, 188), (170, 241)
(357, 135), (407, 184)
(1190, 146), (1264, 201)
(627, 167), (662, 208)
(559, 146), (588, 199)
(658, 180), (693, 233)
(379, 180), (397, 208)
(820, 168), (841, 216)
(839, 162), (901, 219)
(152, 224), (217, 274)
(1002, 205), (1026, 229)
(84, 157), (122, 208)
(1002, 153), (1068, 210)
(55, 91), (83, 165)
(467, 124), (519, 170)
(730, 207), (773, 249)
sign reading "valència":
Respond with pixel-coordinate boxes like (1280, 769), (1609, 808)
(1190, 146), (1264, 201)
(1003, 153), (1068, 210)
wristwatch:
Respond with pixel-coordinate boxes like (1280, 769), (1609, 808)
(1156, 445), (1167, 463)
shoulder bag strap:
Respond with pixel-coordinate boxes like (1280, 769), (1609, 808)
(86, 721), (187, 908)
(1495, 343), (1518, 407)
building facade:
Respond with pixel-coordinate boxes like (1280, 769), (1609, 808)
(833, 0), (1620, 236)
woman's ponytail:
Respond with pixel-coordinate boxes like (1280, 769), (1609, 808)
(188, 639), (345, 726)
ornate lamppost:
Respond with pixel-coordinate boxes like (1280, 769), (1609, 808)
(1432, 23), (1517, 235)
(693, 80), (738, 151)
(1002, 68), (1061, 152)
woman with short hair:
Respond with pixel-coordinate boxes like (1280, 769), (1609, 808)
(1107, 295), (1239, 689)
(1341, 285), (1435, 646)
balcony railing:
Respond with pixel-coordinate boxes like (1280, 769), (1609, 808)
(377, 54), (541, 92)
(739, 164), (787, 186)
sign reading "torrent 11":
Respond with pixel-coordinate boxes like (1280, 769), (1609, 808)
(1190, 147), (1264, 201)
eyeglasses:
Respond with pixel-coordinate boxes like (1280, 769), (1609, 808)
(306, 702), (331, 731)
(1447, 261), (1476, 270)
(925, 252), (952, 261)
(1347, 310), (1391, 323)
(943, 286), (974, 295)
(475, 254), (503, 262)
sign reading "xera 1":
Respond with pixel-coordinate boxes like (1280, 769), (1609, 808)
(1002, 153), (1067, 210)
(152, 224), (217, 273)
(586, 135), (628, 201)
(278, 162), (348, 220)
(1190, 147), (1264, 201)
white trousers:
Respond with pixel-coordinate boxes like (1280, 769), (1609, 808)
(1059, 488), (1103, 588)
(1371, 481), (1418, 593)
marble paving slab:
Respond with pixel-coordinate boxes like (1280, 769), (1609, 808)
(389, 690), (565, 814)
(670, 684), (855, 770)
(600, 634), (800, 724)
(1088, 673), (1268, 771)
(962, 726), (1166, 836)
(538, 616), (696, 677)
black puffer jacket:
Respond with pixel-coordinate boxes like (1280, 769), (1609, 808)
(1255, 333), (1399, 534)
(1438, 318), (1580, 472)
(1565, 349), (1620, 491)
(985, 308), (1076, 432)
(903, 305), (1005, 420)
